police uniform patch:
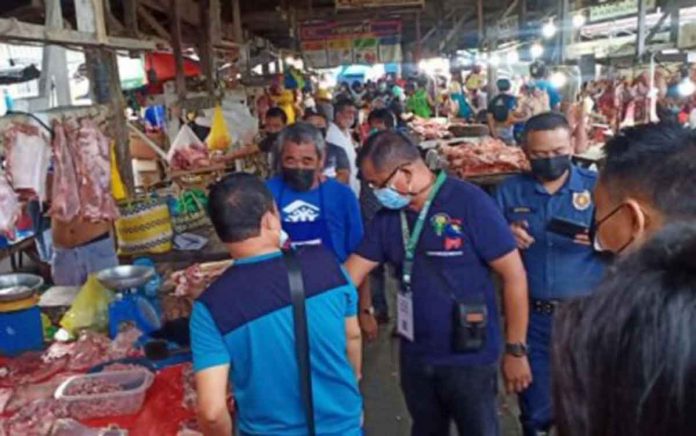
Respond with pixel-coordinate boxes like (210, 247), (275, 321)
(573, 190), (592, 211)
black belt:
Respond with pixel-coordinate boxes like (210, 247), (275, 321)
(77, 232), (111, 248)
(531, 299), (561, 316)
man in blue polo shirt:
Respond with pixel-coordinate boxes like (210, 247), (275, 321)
(190, 173), (363, 436)
(345, 131), (531, 435)
(267, 122), (363, 263)
(494, 112), (605, 436)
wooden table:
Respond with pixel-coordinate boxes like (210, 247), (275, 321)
(0, 234), (38, 272)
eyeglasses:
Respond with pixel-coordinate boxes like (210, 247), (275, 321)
(368, 163), (408, 190)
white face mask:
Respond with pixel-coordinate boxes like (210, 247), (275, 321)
(279, 229), (290, 248)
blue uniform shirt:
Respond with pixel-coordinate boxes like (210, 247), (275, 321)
(494, 165), (605, 301)
(356, 176), (516, 366)
(267, 177), (363, 262)
(190, 246), (362, 436)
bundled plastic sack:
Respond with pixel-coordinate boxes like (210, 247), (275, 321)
(167, 124), (210, 170)
(205, 105), (232, 151)
(60, 274), (114, 334)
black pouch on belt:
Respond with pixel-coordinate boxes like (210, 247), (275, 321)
(451, 302), (488, 353)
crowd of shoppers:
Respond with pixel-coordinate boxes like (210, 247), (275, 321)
(190, 71), (696, 436)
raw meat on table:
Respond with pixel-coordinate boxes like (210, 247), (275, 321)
(439, 137), (530, 177)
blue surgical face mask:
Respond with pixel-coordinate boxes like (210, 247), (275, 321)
(373, 186), (411, 210)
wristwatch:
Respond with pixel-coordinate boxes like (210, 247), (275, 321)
(505, 343), (529, 357)
(361, 307), (375, 316)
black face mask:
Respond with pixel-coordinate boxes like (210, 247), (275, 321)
(259, 132), (279, 153)
(282, 168), (316, 192)
(530, 155), (571, 181)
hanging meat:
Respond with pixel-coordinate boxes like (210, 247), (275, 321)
(63, 118), (119, 222)
(3, 121), (51, 201)
(0, 173), (20, 236)
(48, 120), (81, 222)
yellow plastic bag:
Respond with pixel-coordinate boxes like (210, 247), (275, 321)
(111, 142), (127, 201)
(206, 104), (232, 151)
(60, 275), (114, 334)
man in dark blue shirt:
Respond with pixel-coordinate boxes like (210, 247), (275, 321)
(267, 123), (363, 263)
(345, 131), (531, 435)
(191, 173), (363, 436)
(495, 113), (605, 436)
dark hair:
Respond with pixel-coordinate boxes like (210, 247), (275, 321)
(601, 123), (696, 220)
(207, 173), (276, 243)
(357, 130), (421, 173)
(496, 78), (511, 92)
(334, 98), (355, 115)
(552, 221), (696, 436)
(265, 107), (288, 124)
(367, 108), (396, 129)
(522, 112), (570, 144)
(303, 108), (327, 122)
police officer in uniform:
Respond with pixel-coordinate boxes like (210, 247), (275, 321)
(494, 112), (605, 435)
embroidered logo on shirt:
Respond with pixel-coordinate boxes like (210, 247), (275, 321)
(431, 213), (451, 236)
(283, 200), (320, 223)
(572, 190), (592, 211)
(431, 214), (464, 250)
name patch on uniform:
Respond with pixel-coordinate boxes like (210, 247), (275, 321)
(426, 251), (464, 257)
(572, 191), (592, 211)
(512, 207), (532, 213)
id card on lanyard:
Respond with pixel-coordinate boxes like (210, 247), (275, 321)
(397, 172), (447, 341)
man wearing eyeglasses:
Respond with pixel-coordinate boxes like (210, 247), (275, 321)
(344, 131), (530, 435)
(494, 113), (605, 436)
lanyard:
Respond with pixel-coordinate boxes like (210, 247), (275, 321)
(400, 171), (447, 292)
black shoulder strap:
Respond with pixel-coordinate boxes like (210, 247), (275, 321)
(282, 249), (316, 436)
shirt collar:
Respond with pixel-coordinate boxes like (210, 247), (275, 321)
(532, 165), (583, 194)
(234, 250), (282, 265)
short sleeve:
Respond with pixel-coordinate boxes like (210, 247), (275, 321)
(354, 213), (387, 263)
(339, 267), (359, 317)
(334, 145), (351, 171)
(190, 301), (231, 372)
(466, 186), (516, 262)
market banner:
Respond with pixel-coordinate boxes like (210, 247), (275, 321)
(301, 41), (329, 68)
(327, 39), (354, 66)
(353, 38), (379, 64)
(300, 20), (402, 68)
(378, 36), (402, 64)
(336, 0), (424, 9)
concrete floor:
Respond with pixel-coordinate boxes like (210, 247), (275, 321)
(360, 276), (522, 436)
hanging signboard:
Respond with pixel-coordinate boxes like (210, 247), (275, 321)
(300, 20), (403, 68)
(336, 0), (424, 9)
(588, 0), (656, 23)
(679, 22), (696, 49)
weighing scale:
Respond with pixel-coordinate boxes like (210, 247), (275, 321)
(0, 273), (44, 355)
(96, 266), (162, 339)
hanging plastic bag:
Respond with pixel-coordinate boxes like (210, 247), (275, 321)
(167, 124), (210, 170)
(60, 275), (114, 335)
(111, 141), (127, 201)
(205, 105), (232, 151)
(221, 100), (259, 146)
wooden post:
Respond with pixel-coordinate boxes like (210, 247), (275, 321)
(415, 12), (421, 63)
(40, 0), (71, 107)
(170, 0), (186, 99)
(124, 0), (139, 36)
(477, 0), (484, 44)
(198, 0), (217, 96)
